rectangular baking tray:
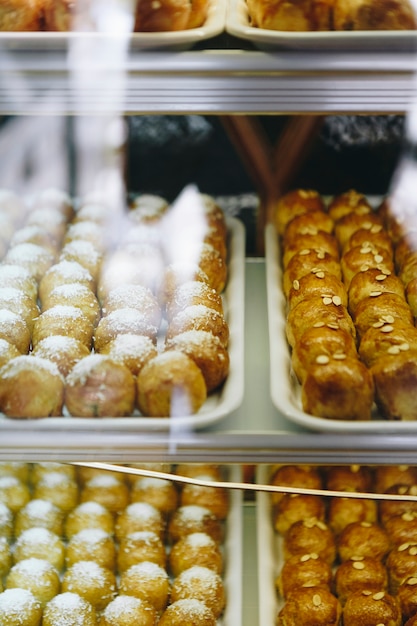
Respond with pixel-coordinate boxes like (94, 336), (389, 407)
(0, 216), (245, 432)
(226, 0), (417, 51)
(265, 221), (417, 433)
(0, 0), (226, 53)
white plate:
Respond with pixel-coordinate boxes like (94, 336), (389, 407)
(0, 0), (226, 52)
(265, 222), (417, 433)
(226, 0), (417, 51)
(0, 217), (245, 432)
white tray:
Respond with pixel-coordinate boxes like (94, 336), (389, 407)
(0, 0), (226, 52)
(0, 217), (245, 432)
(265, 222), (417, 433)
(256, 464), (281, 626)
(226, 0), (417, 51)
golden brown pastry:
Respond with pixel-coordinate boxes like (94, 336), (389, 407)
(288, 270), (347, 312)
(31, 335), (91, 378)
(158, 599), (216, 626)
(118, 561), (170, 613)
(80, 474), (130, 516)
(0, 355), (64, 418)
(59, 240), (102, 282)
(165, 330), (229, 393)
(282, 231), (340, 269)
(0, 339), (21, 371)
(65, 354), (136, 418)
(379, 484), (417, 526)
(353, 291), (414, 340)
(130, 476), (178, 517)
(341, 243), (394, 289)
(94, 308), (158, 352)
(277, 586), (341, 626)
(6, 558), (61, 608)
(383, 512), (417, 546)
(65, 501), (114, 539)
(324, 464), (373, 493)
(137, 350), (207, 417)
(100, 595), (157, 626)
(42, 591), (96, 626)
(66, 528), (116, 571)
(387, 542), (417, 593)
(283, 517), (336, 564)
(333, 0), (417, 30)
(348, 267), (405, 316)
(170, 565), (225, 618)
(62, 560), (116, 610)
(301, 356), (374, 421)
(166, 305), (229, 347)
(0, 0), (41, 31)
(334, 556), (388, 605)
(0, 264), (38, 301)
(0, 310), (30, 354)
(276, 553), (333, 599)
(63, 220), (105, 251)
(0, 475), (30, 513)
(169, 532), (223, 577)
(374, 465), (417, 494)
(247, 0), (315, 31)
(158, 263), (210, 307)
(371, 350), (417, 420)
(0, 287), (39, 332)
(179, 474), (229, 520)
(282, 248), (342, 299)
(41, 282), (100, 326)
(33, 471), (79, 513)
(165, 280), (224, 322)
(274, 189), (326, 236)
(397, 576), (417, 622)
(13, 527), (65, 571)
(344, 224), (394, 256)
(328, 189), (372, 222)
(99, 334), (158, 378)
(337, 521), (391, 562)
(117, 530), (166, 572)
(406, 276), (417, 317)
(115, 502), (165, 542)
(291, 325), (357, 384)
(134, 0), (192, 31)
(102, 283), (161, 327)
(269, 464), (323, 507)
(38, 260), (96, 305)
(14, 498), (64, 537)
(335, 210), (383, 251)
(327, 496), (378, 536)
(273, 494), (326, 536)
(4, 243), (55, 283)
(0, 588), (42, 626)
(358, 319), (417, 367)
(282, 210), (335, 248)
(286, 294), (356, 348)
(405, 614), (417, 626)
(342, 589), (401, 626)
(168, 504), (222, 544)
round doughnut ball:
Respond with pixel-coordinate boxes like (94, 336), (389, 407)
(117, 530), (166, 572)
(62, 560), (116, 611)
(41, 283), (101, 326)
(158, 263), (210, 307)
(277, 585), (342, 626)
(0, 264), (38, 301)
(31, 335), (91, 378)
(0, 476), (31, 513)
(115, 502), (164, 542)
(277, 553), (333, 600)
(0, 502), (13, 539)
(0, 309), (31, 353)
(0, 588), (42, 626)
(170, 565), (225, 619)
(169, 532), (223, 577)
(42, 591), (97, 626)
(81, 474), (130, 516)
(168, 505), (222, 544)
(137, 350), (207, 418)
(180, 474), (229, 520)
(118, 561), (170, 613)
(130, 476), (178, 517)
(0, 355), (64, 418)
(0, 461), (30, 483)
(166, 305), (229, 348)
(102, 284), (161, 328)
(4, 243), (55, 283)
(39, 260), (95, 303)
(14, 498), (64, 536)
(60, 240), (103, 282)
(33, 471), (79, 513)
(275, 189), (325, 236)
(100, 334), (158, 377)
(32, 305), (94, 349)
(93, 308), (158, 352)
(337, 521), (391, 562)
(13, 527), (65, 571)
(65, 354), (136, 418)
(65, 501), (114, 539)
(6, 558), (60, 607)
(30, 462), (77, 483)
(342, 589), (401, 626)
(165, 281), (224, 323)
(66, 528), (116, 570)
(0, 287), (39, 332)
(0, 536), (11, 577)
(99, 594), (157, 626)
(159, 599), (217, 626)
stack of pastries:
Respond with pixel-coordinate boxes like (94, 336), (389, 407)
(0, 461), (229, 626)
(0, 0), (209, 32)
(0, 188), (230, 419)
(246, 0), (417, 32)
(276, 187), (417, 421)
(270, 463), (417, 626)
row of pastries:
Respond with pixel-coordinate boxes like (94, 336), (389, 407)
(276, 187), (417, 422)
(0, 188), (230, 419)
(0, 461), (229, 625)
(269, 463), (417, 626)
(0, 0), (208, 32)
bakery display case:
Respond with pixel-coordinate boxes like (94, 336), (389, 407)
(1, 3), (417, 623)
